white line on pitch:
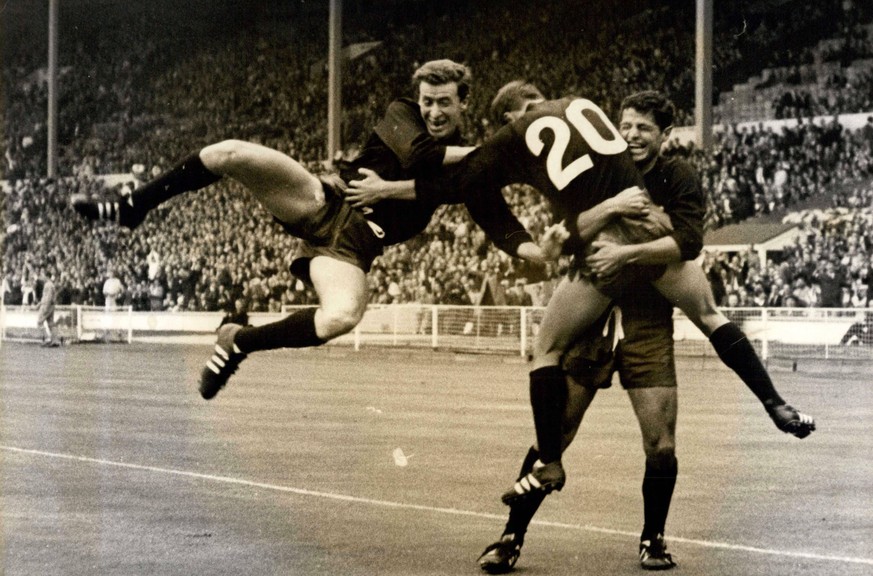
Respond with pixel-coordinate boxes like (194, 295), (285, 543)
(2, 444), (870, 567)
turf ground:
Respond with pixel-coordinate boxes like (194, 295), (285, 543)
(1, 342), (871, 576)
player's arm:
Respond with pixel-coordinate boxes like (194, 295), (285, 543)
(345, 165), (469, 208)
(658, 160), (705, 260)
(585, 163), (704, 276)
(345, 169), (416, 207)
(518, 222), (570, 264)
(457, 142), (543, 260)
(587, 235), (682, 273)
(574, 186), (653, 244)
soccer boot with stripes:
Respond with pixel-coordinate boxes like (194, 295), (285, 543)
(639, 533), (676, 570)
(477, 533), (522, 574)
(501, 460), (565, 505)
(766, 403), (816, 439)
(70, 192), (145, 230)
(199, 323), (246, 400)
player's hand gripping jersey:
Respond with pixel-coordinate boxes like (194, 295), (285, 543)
(460, 97), (667, 254)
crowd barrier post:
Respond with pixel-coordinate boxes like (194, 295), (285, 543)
(761, 307), (769, 360)
(431, 306), (439, 349)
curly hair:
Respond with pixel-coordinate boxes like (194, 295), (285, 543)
(619, 90), (675, 131)
(412, 59), (472, 101)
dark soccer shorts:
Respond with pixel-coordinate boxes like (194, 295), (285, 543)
(563, 307), (676, 390)
(280, 176), (385, 286)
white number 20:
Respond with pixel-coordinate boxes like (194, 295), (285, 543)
(524, 99), (627, 191)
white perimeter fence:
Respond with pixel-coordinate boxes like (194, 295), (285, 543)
(2, 303), (872, 361)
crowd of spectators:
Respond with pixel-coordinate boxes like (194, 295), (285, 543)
(3, 0), (873, 313)
(702, 179), (873, 309)
(772, 68), (873, 120)
(684, 113), (873, 229)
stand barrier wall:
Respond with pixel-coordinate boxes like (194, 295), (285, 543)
(2, 304), (871, 361)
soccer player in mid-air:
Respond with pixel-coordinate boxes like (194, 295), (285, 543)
(440, 80), (814, 509)
(71, 60), (562, 399)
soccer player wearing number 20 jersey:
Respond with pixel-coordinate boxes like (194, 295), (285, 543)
(453, 81), (814, 509)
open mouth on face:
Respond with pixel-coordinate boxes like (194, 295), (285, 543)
(428, 117), (449, 133)
(628, 143), (648, 157)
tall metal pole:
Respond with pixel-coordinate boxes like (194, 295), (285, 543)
(327, 0), (342, 166)
(695, 0), (713, 150)
(47, 0), (59, 178)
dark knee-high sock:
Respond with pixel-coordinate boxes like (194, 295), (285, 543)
(529, 366), (567, 464)
(234, 307), (324, 354)
(641, 454), (678, 541)
(709, 322), (784, 406)
(131, 153), (220, 214)
(504, 447), (548, 540)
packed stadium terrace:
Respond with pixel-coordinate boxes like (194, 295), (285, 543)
(2, 0), (873, 312)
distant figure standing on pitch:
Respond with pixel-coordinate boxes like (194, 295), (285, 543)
(37, 267), (60, 347)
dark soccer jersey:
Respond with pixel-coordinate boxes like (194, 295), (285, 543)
(339, 97), (531, 254)
(339, 98), (452, 247)
(643, 155), (705, 261)
(460, 97), (643, 249)
(618, 155), (707, 320)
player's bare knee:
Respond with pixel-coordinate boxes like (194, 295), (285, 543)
(317, 306), (364, 339)
(201, 139), (248, 172)
(645, 445), (676, 470)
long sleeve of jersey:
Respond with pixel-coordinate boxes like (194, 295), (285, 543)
(647, 157), (705, 260)
(455, 141), (533, 257)
(372, 100), (446, 176)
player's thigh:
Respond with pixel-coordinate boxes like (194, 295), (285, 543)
(652, 261), (727, 335)
(309, 256), (369, 331)
(627, 386), (676, 456)
(535, 276), (612, 365)
(201, 139), (324, 223)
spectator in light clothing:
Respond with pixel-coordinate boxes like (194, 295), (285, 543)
(147, 249), (162, 281)
(103, 269), (124, 310)
(21, 269), (36, 307)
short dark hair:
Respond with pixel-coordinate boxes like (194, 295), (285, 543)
(490, 80), (545, 125)
(412, 59), (472, 101)
(620, 90), (675, 131)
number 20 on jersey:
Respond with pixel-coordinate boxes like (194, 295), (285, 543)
(525, 98), (627, 191)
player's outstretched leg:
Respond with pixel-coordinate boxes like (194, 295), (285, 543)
(652, 262), (815, 438)
(765, 403), (816, 438)
(200, 323), (247, 399)
(71, 153), (220, 229)
(198, 258), (368, 400)
(198, 307), (326, 400)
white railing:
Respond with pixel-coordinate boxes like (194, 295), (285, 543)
(2, 303), (871, 360)
(0, 304), (133, 344)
